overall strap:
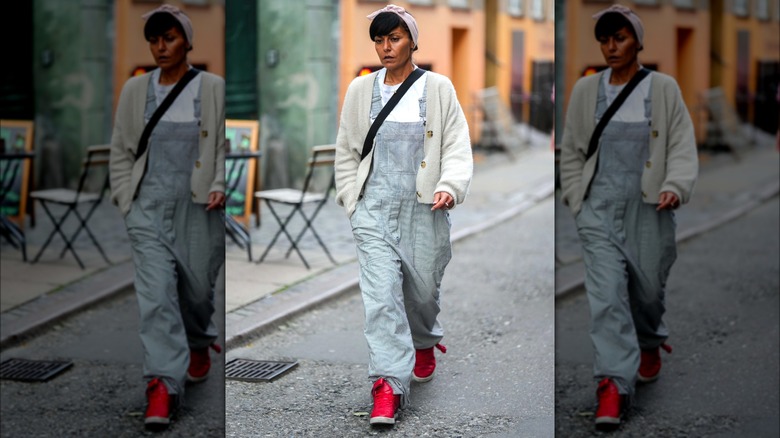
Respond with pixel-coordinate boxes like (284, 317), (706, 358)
(135, 68), (201, 160)
(361, 68), (426, 161)
(586, 68), (650, 160)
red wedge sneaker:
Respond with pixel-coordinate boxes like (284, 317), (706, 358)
(594, 378), (622, 431)
(187, 343), (222, 383)
(412, 343), (446, 383)
(144, 378), (172, 430)
(369, 378), (401, 426)
(638, 343), (672, 383)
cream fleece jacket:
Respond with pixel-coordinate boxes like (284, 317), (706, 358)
(335, 70), (473, 218)
(109, 70), (226, 216)
(560, 70), (698, 216)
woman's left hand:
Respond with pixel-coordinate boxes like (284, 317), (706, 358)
(656, 191), (680, 211)
(206, 191), (226, 211)
(431, 192), (454, 211)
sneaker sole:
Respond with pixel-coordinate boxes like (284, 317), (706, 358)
(412, 372), (434, 383)
(637, 372), (659, 383)
(369, 416), (396, 425)
(186, 372), (209, 383)
(595, 416), (620, 431)
(144, 416), (171, 429)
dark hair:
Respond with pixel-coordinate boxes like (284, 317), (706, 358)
(594, 12), (639, 49)
(144, 12), (191, 50)
(369, 12), (418, 51)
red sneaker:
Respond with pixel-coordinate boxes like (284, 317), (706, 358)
(187, 343), (221, 383)
(144, 378), (172, 429)
(412, 343), (446, 383)
(595, 378), (623, 430)
(638, 343), (672, 383)
(369, 378), (401, 426)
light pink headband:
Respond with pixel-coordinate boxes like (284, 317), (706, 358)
(367, 4), (419, 47)
(592, 4), (644, 49)
(142, 4), (194, 48)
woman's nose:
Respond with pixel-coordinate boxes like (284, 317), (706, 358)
(383, 40), (391, 51)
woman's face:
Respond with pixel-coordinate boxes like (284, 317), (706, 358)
(598, 26), (639, 71)
(374, 26), (413, 71)
(148, 26), (188, 71)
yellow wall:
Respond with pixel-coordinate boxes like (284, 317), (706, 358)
(716, 12), (780, 123)
(495, 3), (555, 122)
(339, 1), (485, 142)
(564, 1), (710, 141)
(113, 0), (225, 112)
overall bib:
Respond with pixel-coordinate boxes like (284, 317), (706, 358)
(350, 76), (452, 407)
(124, 76), (224, 398)
(575, 75), (676, 397)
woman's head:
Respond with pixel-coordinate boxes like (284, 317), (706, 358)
(142, 5), (193, 71)
(593, 5), (644, 71)
(367, 6), (420, 72)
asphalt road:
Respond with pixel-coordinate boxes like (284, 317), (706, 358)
(0, 268), (226, 437)
(555, 196), (780, 437)
(226, 198), (556, 437)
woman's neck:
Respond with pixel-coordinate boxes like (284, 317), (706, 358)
(384, 62), (415, 86)
(158, 63), (190, 85)
(609, 62), (640, 85)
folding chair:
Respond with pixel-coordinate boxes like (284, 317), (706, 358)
(225, 157), (253, 261)
(30, 145), (111, 269)
(255, 145), (337, 269)
(0, 157), (27, 260)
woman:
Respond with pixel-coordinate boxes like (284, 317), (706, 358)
(109, 4), (225, 430)
(334, 4), (473, 426)
(559, 5), (698, 430)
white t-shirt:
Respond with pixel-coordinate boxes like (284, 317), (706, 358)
(150, 67), (202, 123)
(601, 67), (652, 123)
(372, 67), (428, 123)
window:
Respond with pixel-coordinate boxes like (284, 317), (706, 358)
(508, 0), (523, 17)
(449, 0), (470, 9)
(733, 0), (749, 17)
(672, 0), (694, 9)
(756, 0), (770, 20)
(531, 0), (544, 20)
(408, 0), (434, 5)
(633, 0), (660, 5)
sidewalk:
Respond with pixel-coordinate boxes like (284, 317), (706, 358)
(555, 129), (780, 297)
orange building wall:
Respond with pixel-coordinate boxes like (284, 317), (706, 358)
(339, 1), (485, 142)
(495, 5), (555, 122)
(113, 0), (225, 112)
(716, 12), (780, 122)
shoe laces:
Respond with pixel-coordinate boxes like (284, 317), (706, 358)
(660, 343), (672, 354)
(372, 378), (398, 409)
(434, 343), (446, 354)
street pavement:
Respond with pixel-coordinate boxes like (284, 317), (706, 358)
(555, 195), (779, 437)
(225, 199), (555, 437)
(0, 268), (226, 437)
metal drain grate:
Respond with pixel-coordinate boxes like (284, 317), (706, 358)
(225, 358), (298, 382)
(0, 358), (73, 382)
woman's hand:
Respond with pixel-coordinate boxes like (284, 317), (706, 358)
(431, 192), (454, 211)
(206, 191), (226, 211)
(656, 191), (680, 211)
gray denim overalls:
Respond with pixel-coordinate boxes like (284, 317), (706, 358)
(350, 74), (452, 407)
(124, 73), (224, 399)
(575, 73), (676, 398)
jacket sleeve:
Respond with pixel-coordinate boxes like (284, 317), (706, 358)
(109, 82), (135, 214)
(660, 80), (698, 204)
(435, 78), (473, 205)
(209, 77), (226, 194)
(334, 81), (362, 210)
(559, 80), (587, 210)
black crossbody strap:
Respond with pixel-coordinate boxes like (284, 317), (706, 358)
(135, 68), (201, 160)
(586, 68), (650, 160)
(361, 68), (427, 160)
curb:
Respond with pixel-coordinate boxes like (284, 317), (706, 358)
(554, 179), (780, 299)
(225, 181), (556, 349)
(0, 261), (135, 349)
